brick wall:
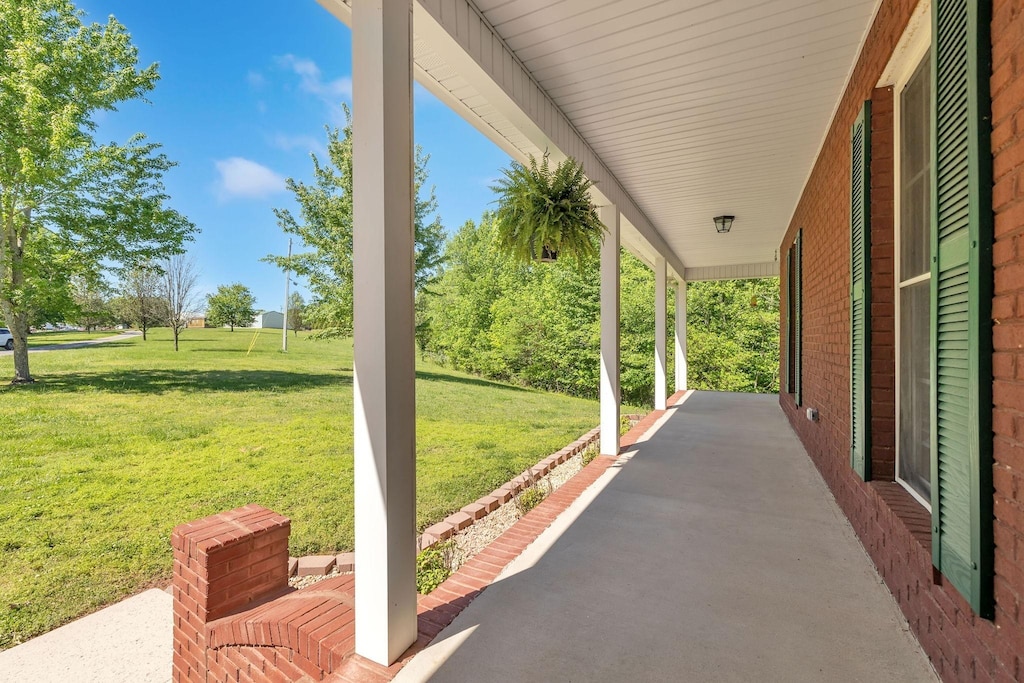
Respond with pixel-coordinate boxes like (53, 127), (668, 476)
(780, 0), (1024, 680)
(171, 505), (292, 683)
(870, 86), (897, 481)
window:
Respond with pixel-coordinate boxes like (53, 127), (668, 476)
(895, 47), (933, 508)
(869, 0), (994, 616)
(785, 231), (802, 405)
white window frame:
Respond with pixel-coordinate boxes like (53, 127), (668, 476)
(880, 0), (932, 510)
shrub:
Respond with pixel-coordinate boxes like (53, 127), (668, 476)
(580, 444), (599, 466)
(619, 415), (633, 436)
(516, 486), (547, 516)
(416, 540), (455, 595)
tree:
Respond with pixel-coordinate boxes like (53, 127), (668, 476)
(421, 211), (780, 406)
(70, 275), (112, 331)
(0, 1), (196, 383)
(117, 264), (163, 340)
(162, 255), (200, 351)
(264, 106), (445, 337)
(286, 292), (304, 336)
(206, 283), (256, 332)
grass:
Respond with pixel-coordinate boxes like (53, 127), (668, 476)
(27, 330), (122, 346)
(0, 327), (626, 649)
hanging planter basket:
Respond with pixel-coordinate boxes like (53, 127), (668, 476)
(529, 242), (559, 262)
(491, 153), (605, 265)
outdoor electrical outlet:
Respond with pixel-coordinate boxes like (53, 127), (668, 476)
(806, 408), (819, 422)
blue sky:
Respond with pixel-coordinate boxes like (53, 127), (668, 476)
(76, 0), (511, 311)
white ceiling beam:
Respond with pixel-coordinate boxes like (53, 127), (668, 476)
(684, 262), (780, 283)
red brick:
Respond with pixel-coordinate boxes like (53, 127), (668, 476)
(444, 511), (473, 531)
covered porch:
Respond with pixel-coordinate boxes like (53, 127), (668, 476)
(397, 391), (935, 682)
(320, 0), (855, 663)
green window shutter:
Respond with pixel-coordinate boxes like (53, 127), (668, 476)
(851, 101), (872, 480)
(930, 0), (993, 617)
(794, 230), (803, 406)
(784, 250), (792, 395)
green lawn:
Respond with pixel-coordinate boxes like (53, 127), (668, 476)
(0, 328), (608, 649)
(27, 330), (123, 346)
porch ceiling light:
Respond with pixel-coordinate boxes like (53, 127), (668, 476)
(714, 215), (735, 234)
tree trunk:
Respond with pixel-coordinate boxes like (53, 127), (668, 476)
(141, 320), (147, 341)
(173, 326), (179, 351)
(230, 323), (234, 332)
(9, 310), (33, 383)
(2, 208), (34, 383)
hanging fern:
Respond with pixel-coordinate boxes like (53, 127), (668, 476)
(491, 153), (605, 264)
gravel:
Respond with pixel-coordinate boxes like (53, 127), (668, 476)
(284, 428), (634, 593)
(449, 443), (597, 570)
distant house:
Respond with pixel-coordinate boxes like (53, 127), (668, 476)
(249, 311), (284, 329)
(187, 317), (208, 329)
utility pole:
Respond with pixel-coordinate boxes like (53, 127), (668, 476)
(282, 238), (292, 352)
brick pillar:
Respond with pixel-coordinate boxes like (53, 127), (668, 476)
(171, 505), (291, 682)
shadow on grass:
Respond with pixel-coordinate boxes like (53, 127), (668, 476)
(15, 369), (352, 394)
(415, 369), (527, 392)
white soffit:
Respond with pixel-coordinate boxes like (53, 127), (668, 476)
(319, 0), (687, 278)
(472, 0), (880, 270)
(319, 0), (878, 274)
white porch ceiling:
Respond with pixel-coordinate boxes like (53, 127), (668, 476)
(319, 0), (880, 275)
(472, 0), (878, 269)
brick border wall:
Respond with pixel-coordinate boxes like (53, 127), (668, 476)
(780, 1), (1024, 681)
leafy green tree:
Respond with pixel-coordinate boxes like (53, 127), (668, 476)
(206, 283), (257, 332)
(422, 212), (778, 406)
(117, 264), (164, 340)
(286, 291), (304, 336)
(264, 106), (445, 337)
(0, 0), (195, 382)
(70, 275), (113, 331)
(686, 278), (780, 393)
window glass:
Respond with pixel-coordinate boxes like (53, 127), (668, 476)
(900, 54), (931, 280)
(897, 50), (932, 504)
(899, 280), (931, 500)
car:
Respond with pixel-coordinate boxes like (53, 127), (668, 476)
(0, 328), (12, 351)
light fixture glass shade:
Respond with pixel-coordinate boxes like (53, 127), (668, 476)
(714, 215), (735, 233)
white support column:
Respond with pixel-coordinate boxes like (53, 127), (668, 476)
(351, 0), (417, 667)
(675, 280), (688, 392)
(654, 256), (667, 410)
(600, 204), (620, 457)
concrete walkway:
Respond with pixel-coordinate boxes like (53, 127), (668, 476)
(398, 392), (938, 682)
(0, 330), (141, 357)
(0, 589), (172, 683)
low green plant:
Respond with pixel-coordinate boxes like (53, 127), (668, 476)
(516, 486), (547, 515)
(619, 415), (633, 436)
(580, 444), (599, 466)
(416, 540), (455, 595)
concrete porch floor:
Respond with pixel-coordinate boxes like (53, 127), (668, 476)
(397, 391), (938, 682)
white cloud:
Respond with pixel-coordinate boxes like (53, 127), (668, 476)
(214, 157), (286, 200)
(270, 133), (327, 157)
(276, 54), (351, 101)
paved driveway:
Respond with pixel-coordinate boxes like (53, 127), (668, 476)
(0, 331), (140, 356)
